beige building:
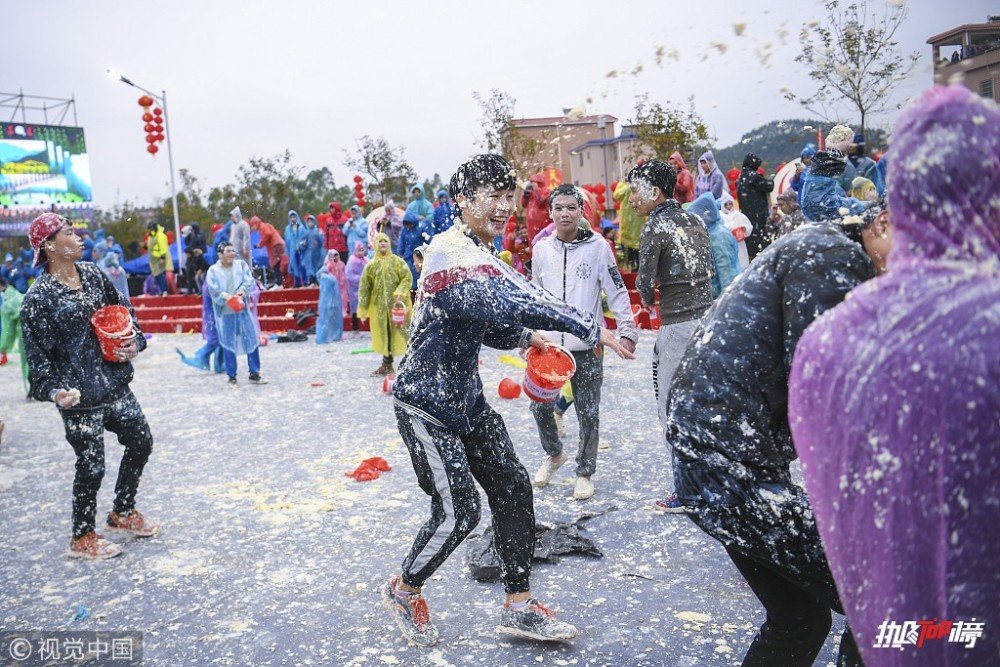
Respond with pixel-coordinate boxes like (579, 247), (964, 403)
(505, 114), (619, 182)
(928, 17), (1000, 102)
(567, 125), (644, 191)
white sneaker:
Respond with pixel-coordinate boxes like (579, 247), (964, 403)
(534, 452), (569, 488)
(573, 476), (594, 500)
(554, 413), (567, 437)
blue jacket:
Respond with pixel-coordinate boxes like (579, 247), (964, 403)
(872, 157), (888, 196)
(392, 224), (600, 434)
(397, 212), (433, 288)
(801, 175), (872, 222)
(688, 193), (741, 297)
(432, 190), (454, 234)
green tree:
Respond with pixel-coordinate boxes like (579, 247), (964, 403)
(233, 150), (303, 222)
(293, 167), (352, 216)
(784, 0), (920, 136)
(342, 135), (417, 206)
(628, 95), (712, 163)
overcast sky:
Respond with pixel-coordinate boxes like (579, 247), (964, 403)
(9, 0), (990, 208)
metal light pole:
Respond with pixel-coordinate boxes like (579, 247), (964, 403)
(106, 68), (184, 273)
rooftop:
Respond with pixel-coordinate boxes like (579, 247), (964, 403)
(927, 21), (1000, 45)
(509, 114), (619, 128)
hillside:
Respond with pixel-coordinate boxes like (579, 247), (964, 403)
(712, 119), (888, 172)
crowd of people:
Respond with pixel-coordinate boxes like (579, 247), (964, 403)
(2, 84), (996, 666)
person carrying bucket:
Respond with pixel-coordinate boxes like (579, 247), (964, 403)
(205, 241), (264, 385)
(20, 213), (159, 561)
(384, 155), (635, 648)
(529, 184), (638, 501)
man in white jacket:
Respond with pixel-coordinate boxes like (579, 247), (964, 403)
(530, 184), (638, 500)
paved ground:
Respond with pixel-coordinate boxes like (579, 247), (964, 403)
(0, 331), (846, 666)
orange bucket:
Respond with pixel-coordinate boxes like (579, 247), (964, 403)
(522, 346), (576, 403)
(226, 295), (245, 312)
(91, 305), (135, 362)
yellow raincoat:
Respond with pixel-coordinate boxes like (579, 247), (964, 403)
(358, 233), (412, 357)
(147, 224), (174, 276)
(613, 181), (644, 252)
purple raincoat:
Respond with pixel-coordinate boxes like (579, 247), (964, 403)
(789, 85), (1000, 665)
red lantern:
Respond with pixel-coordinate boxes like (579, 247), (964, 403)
(357, 198), (366, 208)
(138, 95), (154, 108)
(146, 134), (157, 144)
(153, 107), (163, 117)
(353, 175), (363, 184)
(610, 180), (619, 192)
(354, 183), (364, 192)
(147, 144), (159, 155)
(596, 194), (606, 206)
(154, 123), (164, 133)
(595, 183), (606, 194)
(142, 112), (153, 122)
(144, 123), (155, 132)
(155, 133), (165, 142)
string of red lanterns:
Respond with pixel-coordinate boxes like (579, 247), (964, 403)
(138, 95), (165, 155)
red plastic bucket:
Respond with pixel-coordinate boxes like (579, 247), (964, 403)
(522, 346), (576, 403)
(226, 295), (245, 312)
(90, 305), (135, 362)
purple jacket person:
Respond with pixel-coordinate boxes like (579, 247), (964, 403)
(789, 85), (1000, 665)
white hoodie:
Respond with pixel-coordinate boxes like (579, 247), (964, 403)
(531, 227), (637, 351)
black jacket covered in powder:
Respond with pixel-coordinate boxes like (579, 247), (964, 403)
(635, 200), (714, 325)
(21, 262), (146, 408)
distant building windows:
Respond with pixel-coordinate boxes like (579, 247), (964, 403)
(979, 78), (994, 99)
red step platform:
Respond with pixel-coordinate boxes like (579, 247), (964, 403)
(132, 274), (658, 334)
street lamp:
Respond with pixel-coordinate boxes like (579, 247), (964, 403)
(105, 68), (184, 273)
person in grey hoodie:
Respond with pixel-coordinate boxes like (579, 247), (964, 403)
(530, 184), (638, 501)
(694, 150), (726, 200)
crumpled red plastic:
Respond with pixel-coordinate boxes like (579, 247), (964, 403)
(346, 457), (391, 482)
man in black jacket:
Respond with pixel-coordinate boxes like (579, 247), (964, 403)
(664, 211), (892, 666)
(630, 159), (714, 439)
(736, 153), (775, 260)
(21, 213), (159, 561)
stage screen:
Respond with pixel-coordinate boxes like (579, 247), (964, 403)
(0, 122), (93, 237)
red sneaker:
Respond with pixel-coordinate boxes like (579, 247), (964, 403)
(106, 510), (161, 538)
(69, 531), (123, 560)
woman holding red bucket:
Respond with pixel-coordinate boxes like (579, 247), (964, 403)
(384, 155), (635, 648)
(205, 241), (264, 385)
(20, 213), (159, 560)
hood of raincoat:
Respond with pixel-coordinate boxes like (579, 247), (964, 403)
(688, 192), (723, 228)
(741, 153), (762, 171)
(670, 151), (688, 171)
(305, 215), (317, 228)
(402, 210), (420, 226)
(719, 191), (736, 212)
(410, 183), (427, 199)
(436, 189), (449, 200)
(698, 151), (717, 171)
(800, 143), (817, 160)
(230, 206), (242, 221)
(850, 177), (875, 201)
(373, 232), (393, 258)
(888, 84), (1000, 264)
(288, 210), (301, 225)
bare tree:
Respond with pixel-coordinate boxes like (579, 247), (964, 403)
(343, 135), (417, 205)
(473, 89), (550, 176)
(628, 95), (712, 163)
(784, 0), (920, 136)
